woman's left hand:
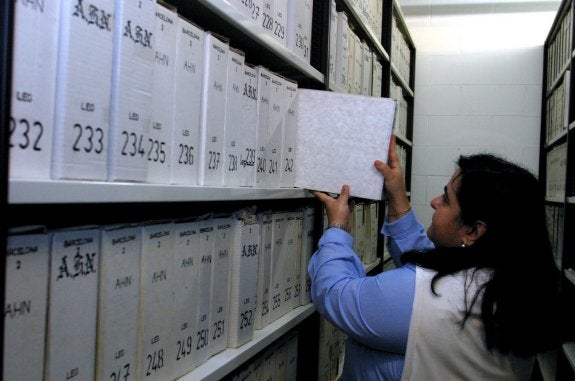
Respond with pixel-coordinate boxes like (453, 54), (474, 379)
(312, 184), (352, 232)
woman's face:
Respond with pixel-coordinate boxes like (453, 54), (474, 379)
(427, 171), (469, 247)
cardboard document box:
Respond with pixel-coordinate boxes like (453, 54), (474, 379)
(235, 64), (259, 187)
(138, 221), (175, 381)
(268, 212), (287, 323)
(255, 212), (273, 329)
(47, 227), (100, 381)
(148, 2), (177, 184)
(327, 0), (338, 90)
(286, 212), (303, 310)
(9, 0), (60, 179)
(198, 33), (229, 186)
(294, 89), (395, 201)
(97, 224), (141, 381)
(285, 332), (299, 381)
(334, 12), (349, 93)
(191, 218), (215, 367)
(170, 18), (204, 185)
(52, 0), (114, 180)
(255, 66), (272, 188)
(208, 217), (233, 357)
(171, 220), (200, 378)
(280, 79), (298, 188)
(108, 0), (155, 182)
(361, 41), (372, 96)
(223, 48), (247, 187)
(229, 0), (264, 22)
(228, 211), (260, 348)
(264, 72), (285, 188)
(352, 203), (366, 262)
(4, 228), (50, 380)
(372, 54), (383, 97)
(299, 206), (315, 305)
(286, 0), (312, 62)
(352, 34), (362, 95)
(273, 0), (288, 47)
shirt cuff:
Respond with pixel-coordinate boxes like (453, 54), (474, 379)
(319, 227), (354, 248)
(381, 211), (419, 239)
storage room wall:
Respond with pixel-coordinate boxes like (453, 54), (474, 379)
(398, 0), (560, 226)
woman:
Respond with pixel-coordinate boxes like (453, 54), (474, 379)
(309, 137), (560, 380)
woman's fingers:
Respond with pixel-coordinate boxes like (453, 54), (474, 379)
(312, 184), (350, 206)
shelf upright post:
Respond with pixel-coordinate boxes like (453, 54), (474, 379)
(0, 0), (15, 373)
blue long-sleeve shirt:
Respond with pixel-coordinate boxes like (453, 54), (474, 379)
(308, 211), (434, 380)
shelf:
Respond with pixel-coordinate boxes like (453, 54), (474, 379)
(9, 180), (313, 204)
(364, 257), (381, 273)
(394, 133), (412, 147)
(567, 196), (575, 204)
(340, 0), (390, 62)
(565, 268), (575, 286)
(392, 0), (415, 47)
(544, 128), (568, 149)
(563, 342), (575, 373)
(177, 304), (315, 381)
(189, 0), (324, 84)
(391, 63), (414, 97)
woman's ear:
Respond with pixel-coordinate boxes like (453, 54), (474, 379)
(462, 221), (487, 247)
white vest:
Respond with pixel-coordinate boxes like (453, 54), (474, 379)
(402, 266), (534, 381)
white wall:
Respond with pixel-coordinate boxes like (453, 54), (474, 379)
(398, 0), (560, 226)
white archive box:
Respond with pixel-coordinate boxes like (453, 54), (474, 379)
(273, 0), (288, 47)
(255, 212), (273, 329)
(171, 17), (204, 185)
(361, 41), (372, 96)
(171, 219), (200, 378)
(287, 0), (313, 63)
(286, 212), (303, 311)
(108, 0), (155, 182)
(4, 227), (50, 381)
(208, 217), (233, 357)
(229, 0), (264, 22)
(334, 11), (349, 93)
(9, 0), (60, 179)
(352, 33), (362, 95)
(280, 79), (298, 188)
(199, 32), (229, 186)
(346, 29), (356, 94)
(97, 224), (141, 381)
(265, 72), (285, 188)
(299, 206), (315, 306)
(223, 48), (247, 187)
(294, 89), (396, 201)
(228, 210), (260, 348)
(352, 203), (366, 262)
(192, 217), (215, 368)
(268, 212), (287, 323)
(52, 0), (114, 180)
(47, 226), (100, 381)
(285, 332), (299, 381)
(327, 0), (337, 91)
(372, 54), (383, 97)
(255, 66), (272, 188)
(236, 64), (259, 186)
(148, 2), (177, 184)
(138, 221), (175, 381)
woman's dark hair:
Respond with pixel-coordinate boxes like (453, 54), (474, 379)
(401, 153), (560, 357)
